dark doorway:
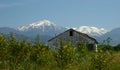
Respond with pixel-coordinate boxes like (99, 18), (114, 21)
(88, 44), (94, 50)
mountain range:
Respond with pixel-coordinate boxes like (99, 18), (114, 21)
(0, 20), (120, 46)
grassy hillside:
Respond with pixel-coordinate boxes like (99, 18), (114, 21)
(0, 33), (120, 70)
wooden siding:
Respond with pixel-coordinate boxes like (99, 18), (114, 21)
(48, 29), (98, 49)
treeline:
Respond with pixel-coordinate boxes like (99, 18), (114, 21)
(0, 33), (120, 70)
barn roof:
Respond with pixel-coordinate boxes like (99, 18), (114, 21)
(48, 28), (98, 44)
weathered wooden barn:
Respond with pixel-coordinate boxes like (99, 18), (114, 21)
(48, 28), (98, 51)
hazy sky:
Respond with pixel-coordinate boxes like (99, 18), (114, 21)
(0, 0), (120, 30)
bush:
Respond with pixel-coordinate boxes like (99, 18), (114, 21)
(0, 33), (120, 70)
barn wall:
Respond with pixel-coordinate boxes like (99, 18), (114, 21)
(48, 29), (96, 48)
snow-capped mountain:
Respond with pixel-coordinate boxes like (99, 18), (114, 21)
(18, 19), (108, 37)
(71, 26), (107, 36)
(18, 20), (65, 32)
(1, 19), (120, 45)
(18, 20), (108, 38)
(17, 20), (67, 42)
(2, 19), (120, 45)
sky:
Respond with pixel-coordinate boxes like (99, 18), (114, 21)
(0, 0), (120, 30)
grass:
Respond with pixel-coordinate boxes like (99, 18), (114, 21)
(0, 33), (120, 70)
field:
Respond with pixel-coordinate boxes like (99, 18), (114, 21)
(0, 33), (120, 70)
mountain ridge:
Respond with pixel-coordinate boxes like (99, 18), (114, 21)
(18, 20), (107, 37)
(75, 26), (107, 36)
(1, 19), (120, 45)
(18, 20), (58, 32)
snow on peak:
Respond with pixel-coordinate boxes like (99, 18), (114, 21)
(18, 19), (107, 37)
(18, 20), (56, 31)
(31, 19), (55, 26)
(75, 26), (108, 36)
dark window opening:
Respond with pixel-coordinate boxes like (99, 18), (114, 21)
(69, 31), (73, 36)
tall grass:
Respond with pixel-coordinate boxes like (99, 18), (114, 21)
(0, 33), (120, 70)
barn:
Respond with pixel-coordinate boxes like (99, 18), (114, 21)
(48, 28), (98, 51)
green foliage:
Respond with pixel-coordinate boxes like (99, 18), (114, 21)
(54, 41), (76, 68)
(102, 37), (112, 45)
(99, 44), (114, 52)
(91, 51), (111, 70)
(114, 44), (120, 51)
(0, 33), (120, 70)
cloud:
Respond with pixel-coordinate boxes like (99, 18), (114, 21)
(0, 3), (21, 8)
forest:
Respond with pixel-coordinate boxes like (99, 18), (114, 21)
(0, 33), (120, 70)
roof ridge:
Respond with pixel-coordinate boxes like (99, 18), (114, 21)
(48, 28), (98, 43)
